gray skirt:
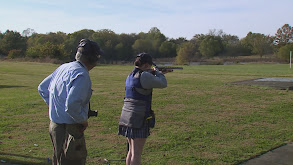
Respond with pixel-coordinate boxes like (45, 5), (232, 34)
(118, 122), (150, 139)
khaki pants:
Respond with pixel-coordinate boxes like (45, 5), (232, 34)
(49, 121), (87, 165)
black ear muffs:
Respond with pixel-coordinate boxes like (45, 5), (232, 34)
(137, 52), (154, 65)
(77, 39), (103, 62)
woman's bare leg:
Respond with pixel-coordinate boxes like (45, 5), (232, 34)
(130, 138), (146, 165)
(126, 138), (132, 165)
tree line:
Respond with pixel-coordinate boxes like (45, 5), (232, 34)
(0, 24), (292, 64)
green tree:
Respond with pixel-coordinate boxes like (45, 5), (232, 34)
(26, 45), (41, 58)
(169, 37), (188, 46)
(241, 32), (273, 57)
(221, 34), (241, 57)
(159, 41), (177, 58)
(115, 33), (137, 61)
(26, 42), (65, 60)
(132, 39), (153, 55)
(26, 33), (47, 58)
(208, 29), (225, 37)
(190, 34), (207, 58)
(64, 29), (95, 60)
(27, 32), (67, 47)
(221, 34), (239, 46)
(27, 33), (42, 48)
(148, 27), (161, 34)
(199, 35), (223, 58)
(40, 42), (65, 59)
(253, 34), (273, 57)
(68, 29), (95, 41)
(220, 34), (253, 57)
(191, 34), (206, 43)
(0, 30), (27, 56)
(240, 33), (253, 55)
(45, 32), (67, 45)
(92, 29), (119, 63)
(114, 43), (125, 61)
(147, 27), (167, 58)
(277, 43), (293, 61)
(25, 32), (68, 60)
(176, 42), (196, 65)
(0, 31), (3, 55)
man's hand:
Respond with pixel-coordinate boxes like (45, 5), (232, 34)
(80, 121), (88, 133)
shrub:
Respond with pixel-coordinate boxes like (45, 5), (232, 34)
(25, 46), (41, 58)
(278, 43), (293, 61)
(8, 49), (23, 59)
(176, 42), (197, 65)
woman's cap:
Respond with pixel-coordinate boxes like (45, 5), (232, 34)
(137, 53), (155, 65)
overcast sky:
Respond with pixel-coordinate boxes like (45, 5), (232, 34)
(0, 0), (292, 39)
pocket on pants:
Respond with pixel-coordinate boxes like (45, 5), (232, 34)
(64, 134), (87, 160)
(119, 108), (145, 128)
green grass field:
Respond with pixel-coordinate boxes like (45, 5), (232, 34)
(0, 61), (292, 165)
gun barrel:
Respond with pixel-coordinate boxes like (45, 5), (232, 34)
(157, 66), (183, 70)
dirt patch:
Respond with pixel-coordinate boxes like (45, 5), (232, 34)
(229, 78), (293, 90)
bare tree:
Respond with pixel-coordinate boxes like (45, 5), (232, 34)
(22, 28), (36, 37)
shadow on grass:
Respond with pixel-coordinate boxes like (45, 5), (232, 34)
(0, 152), (50, 165)
(0, 85), (27, 89)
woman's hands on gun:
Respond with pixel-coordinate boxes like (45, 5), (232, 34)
(152, 67), (173, 74)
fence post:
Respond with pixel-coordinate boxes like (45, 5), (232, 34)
(290, 51), (292, 69)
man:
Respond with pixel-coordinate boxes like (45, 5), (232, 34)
(38, 39), (103, 165)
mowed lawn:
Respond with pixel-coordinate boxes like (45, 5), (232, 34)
(0, 61), (292, 165)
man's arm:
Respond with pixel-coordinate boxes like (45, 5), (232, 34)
(38, 74), (52, 105)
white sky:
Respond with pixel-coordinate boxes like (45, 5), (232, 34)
(0, 0), (292, 39)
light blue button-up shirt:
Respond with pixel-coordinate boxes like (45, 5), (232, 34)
(38, 61), (92, 124)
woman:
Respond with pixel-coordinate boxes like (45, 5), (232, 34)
(118, 53), (170, 165)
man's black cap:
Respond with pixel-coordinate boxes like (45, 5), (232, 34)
(137, 53), (155, 65)
(77, 39), (104, 57)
